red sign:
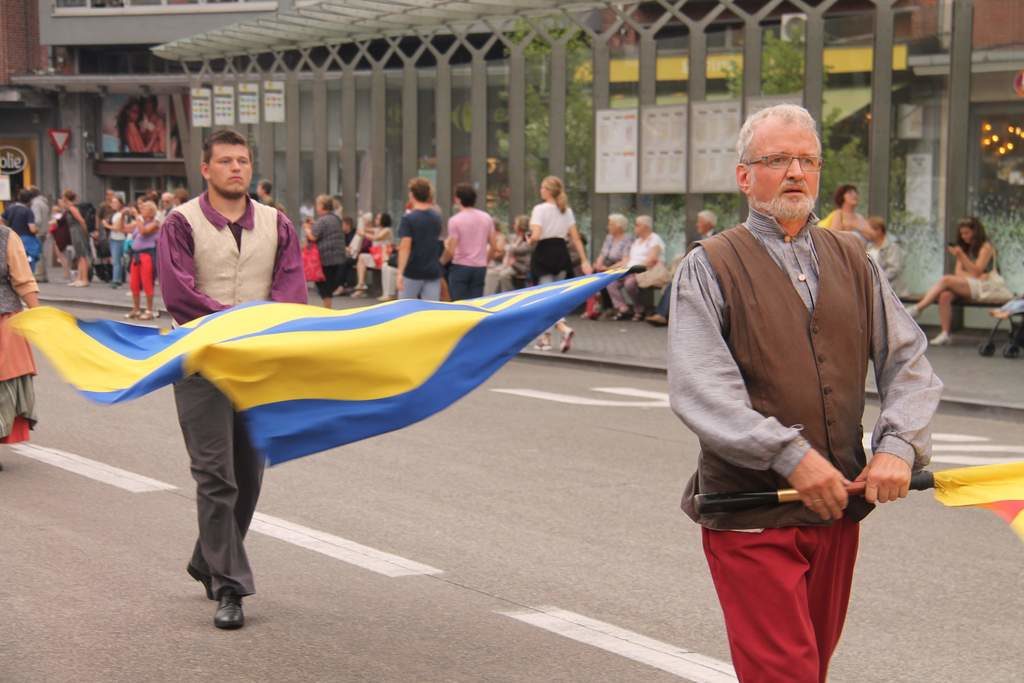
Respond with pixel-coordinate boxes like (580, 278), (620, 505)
(1015, 71), (1024, 97)
(48, 128), (71, 155)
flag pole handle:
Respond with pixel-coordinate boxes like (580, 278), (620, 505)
(694, 470), (936, 515)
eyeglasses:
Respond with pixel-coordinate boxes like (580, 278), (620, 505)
(743, 154), (824, 172)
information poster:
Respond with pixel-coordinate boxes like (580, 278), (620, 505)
(0, 174), (10, 202)
(595, 109), (638, 194)
(640, 105), (687, 194)
(238, 82), (260, 124)
(190, 87), (212, 128)
(263, 80), (285, 123)
(213, 85), (236, 126)
(690, 101), (741, 193)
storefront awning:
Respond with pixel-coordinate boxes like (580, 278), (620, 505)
(153, 0), (604, 62)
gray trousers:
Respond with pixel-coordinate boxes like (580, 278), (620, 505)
(173, 374), (265, 598)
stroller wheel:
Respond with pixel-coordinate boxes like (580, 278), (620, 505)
(978, 342), (996, 357)
(1002, 344), (1021, 359)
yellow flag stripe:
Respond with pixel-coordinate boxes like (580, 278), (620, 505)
(932, 461), (1024, 507)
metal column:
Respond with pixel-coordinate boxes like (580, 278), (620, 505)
(402, 62), (418, 186)
(371, 65), (386, 211)
(590, 41), (611, 259)
(548, 41), (567, 181)
(685, 30), (708, 244)
(341, 67), (357, 215)
(508, 43), (527, 220)
(285, 74), (300, 218)
(470, 53), (488, 196)
(867, 1), (894, 217)
(944, 0), (973, 253)
(312, 74), (328, 197)
(435, 58), (452, 223)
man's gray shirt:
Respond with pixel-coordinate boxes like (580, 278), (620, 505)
(668, 209), (942, 478)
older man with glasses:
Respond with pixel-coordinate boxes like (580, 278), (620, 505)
(667, 104), (942, 682)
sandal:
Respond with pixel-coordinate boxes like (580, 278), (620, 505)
(611, 310), (633, 321)
(560, 328), (575, 353)
(138, 310), (155, 321)
(124, 310), (141, 319)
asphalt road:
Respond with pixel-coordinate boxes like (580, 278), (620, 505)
(2, 304), (1023, 682)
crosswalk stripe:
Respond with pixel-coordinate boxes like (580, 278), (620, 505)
(250, 512), (444, 577)
(10, 443), (177, 493)
(500, 606), (736, 682)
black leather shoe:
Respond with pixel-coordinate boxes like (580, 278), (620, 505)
(214, 592), (244, 630)
(186, 564), (214, 600)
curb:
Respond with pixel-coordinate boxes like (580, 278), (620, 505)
(43, 292), (1024, 419)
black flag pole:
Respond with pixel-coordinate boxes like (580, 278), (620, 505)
(694, 470), (936, 515)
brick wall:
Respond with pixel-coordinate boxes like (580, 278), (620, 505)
(0, 0), (47, 85)
(973, 0), (1024, 51)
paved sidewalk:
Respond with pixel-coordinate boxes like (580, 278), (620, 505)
(35, 277), (1023, 413)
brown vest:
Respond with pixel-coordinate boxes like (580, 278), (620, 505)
(681, 225), (874, 529)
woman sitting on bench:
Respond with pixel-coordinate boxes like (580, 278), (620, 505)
(909, 216), (1012, 346)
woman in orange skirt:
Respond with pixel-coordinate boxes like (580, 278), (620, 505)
(0, 222), (40, 469)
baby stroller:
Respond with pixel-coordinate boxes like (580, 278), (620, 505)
(978, 297), (1023, 359)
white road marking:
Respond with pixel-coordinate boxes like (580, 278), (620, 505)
(930, 455), (1019, 467)
(250, 512), (444, 577)
(491, 388), (669, 408)
(933, 433), (991, 443)
(501, 607), (736, 683)
(592, 387), (671, 401)
(10, 443), (177, 493)
(932, 444), (1024, 454)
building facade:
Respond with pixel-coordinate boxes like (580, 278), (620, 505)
(9, 1), (1024, 295)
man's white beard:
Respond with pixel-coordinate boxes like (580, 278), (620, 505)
(750, 192), (815, 223)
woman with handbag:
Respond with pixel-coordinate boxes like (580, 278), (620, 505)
(909, 216), (1012, 346)
(606, 215), (667, 321)
(303, 195), (346, 308)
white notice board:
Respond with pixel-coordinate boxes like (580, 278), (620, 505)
(690, 101), (741, 194)
(595, 109), (638, 194)
(237, 82), (260, 124)
(0, 174), (10, 202)
(263, 80), (285, 123)
(190, 87), (212, 128)
(213, 85), (236, 126)
(640, 105), (687, 194)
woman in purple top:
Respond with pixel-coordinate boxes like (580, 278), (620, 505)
(126, 200), (160, 320)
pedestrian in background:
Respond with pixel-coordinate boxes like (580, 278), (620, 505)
(1, 189), (40, 272)
(28, 188), (50, 282)
(0, 220), (41, 467)
(60, 190), (91, 288)
(528, 175), (592, 352)
(444, 183), (496, 301)
(304, 194), (346, 308)
(158, 129), (305, 630)
(102, 195), (127, 288)
(126, 200), (160, 320)
(397, 177), (443, 301)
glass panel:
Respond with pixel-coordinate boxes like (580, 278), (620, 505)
(760, 19), (804, 97)
(487, 59), (510, 225)
(887, 0), (950, 296)
(524, 37), (550, 199)
(450, 65), (472, 193)
(385, 72), (404, 220)
(707, 22), (742, 101)
(565, 32), (593, 240)
(969, 0), (1024, 292)
(417, 75), (436, 200)
(820, 9), (873, 215)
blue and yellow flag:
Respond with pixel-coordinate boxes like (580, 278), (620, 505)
(13, 270), (634, 465)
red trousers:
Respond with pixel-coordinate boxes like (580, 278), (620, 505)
(130, 252), (154, 298)
(702, 518), (859, 683)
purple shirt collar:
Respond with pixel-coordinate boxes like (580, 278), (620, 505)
(198, 192), (255, 231)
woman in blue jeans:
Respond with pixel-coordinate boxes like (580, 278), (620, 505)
(103, 196), (128, 287)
